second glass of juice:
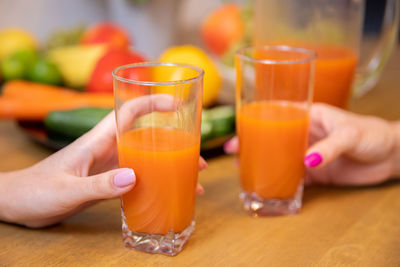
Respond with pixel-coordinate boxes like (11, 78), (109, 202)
(236, 46), (316, 216)
(113, 63), (203, 256)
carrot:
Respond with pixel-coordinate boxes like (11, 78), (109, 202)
(2, 80), (78, 98)
(0, 96), (113, 120)
(0, 80), (114, 120)
(2, 80), (113, 99)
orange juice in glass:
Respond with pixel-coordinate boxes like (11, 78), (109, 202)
(113, 63), (203, 256)
(253, 0), (399, 108)
(307, 45), (358, 108)
(252, 42), (357, 108)
(236, 46), (315, 216)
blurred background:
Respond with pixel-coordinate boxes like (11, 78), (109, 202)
(0, 0), (397, 58)
(0, 0), (398, 150)
(0, 0), (219, 59)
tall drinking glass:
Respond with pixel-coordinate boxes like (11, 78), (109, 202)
(236, 46), (316, 216)
(113, 63), (203, 256)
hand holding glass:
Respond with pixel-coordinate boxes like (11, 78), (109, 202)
(113, 63), (203, 256)
(236, 46), (316, 216)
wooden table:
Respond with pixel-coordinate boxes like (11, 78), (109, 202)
(1, 47), (400, 266)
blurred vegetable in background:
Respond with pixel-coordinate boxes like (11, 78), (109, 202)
(0, 17), (238, 150)
(47, 44), (106, 89)
(0, 28), (65, 86)
(46, 24), (85, 50)
(201, 4), (244, 57)
(201, 1), (253, 66)
(0, 21), (147, 121)
(27, 58), (63, 85)
(80, 22), (131, 50)
(87, 48), (147, 93)
(42, 104), (235, 150)
(0, 28), (37, 60)
(158, 45), (222, 107)
(0, 81), (114, 120)
(0, 49), (38, 81)
(201, 105), (235, 144)
(1, 53), (29, 81)
(45, 107), (112, 138)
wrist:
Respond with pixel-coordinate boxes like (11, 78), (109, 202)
(0, 171), (14, 222)
(0, 169), (27, 223)
(391, 121), (400, 177)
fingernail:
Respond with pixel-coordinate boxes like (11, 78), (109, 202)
(224, 138), (238, 154)
(223, 141), (232, 154)
(304, 153), (323, 168)
(199, 158), (208, 170)
(113, 169), (136, 188)
(196, 184), (205, 195)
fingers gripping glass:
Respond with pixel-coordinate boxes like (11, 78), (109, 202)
(236, 46), (316, 216)
(113, 63), (204, 256)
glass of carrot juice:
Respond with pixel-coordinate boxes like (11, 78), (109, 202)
(253, 0), (399, 108)
(235, 46), (316, 216)
(113, 63), (203, 256)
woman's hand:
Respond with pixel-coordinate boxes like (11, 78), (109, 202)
(0, 95), (207, 228)
(224, 103), (400, 186)
(304, 103), (399, 185)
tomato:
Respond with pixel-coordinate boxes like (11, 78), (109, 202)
(87, 49), (148, 93)
(80, 22), (131, 50)
(201, 4), (244, 56)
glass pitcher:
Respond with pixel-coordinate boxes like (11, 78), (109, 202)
(253, 0), (399, 108)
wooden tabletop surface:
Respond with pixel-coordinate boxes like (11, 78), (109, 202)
(1, 47), (400, 266)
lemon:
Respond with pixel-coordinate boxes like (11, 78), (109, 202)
(152, 64), (200, 101)
(0, 28), (37, 60)
(158, 45), (222, 107)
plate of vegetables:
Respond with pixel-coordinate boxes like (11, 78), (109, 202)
(0, 79), (235, 151)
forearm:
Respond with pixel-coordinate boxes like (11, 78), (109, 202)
(391, 121), (400, 177)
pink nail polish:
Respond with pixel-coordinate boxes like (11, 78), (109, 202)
(304, 153), (323, 168)
(114, 169), (136, 188)
(223, 141), (232, 154)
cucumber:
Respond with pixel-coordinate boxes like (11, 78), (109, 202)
(44, 107), (112, 138)
(207, 105), (235, 138)
(44, 105), (236, 148)
(201, 105), (235, 143)
(201, 111), (213, 142)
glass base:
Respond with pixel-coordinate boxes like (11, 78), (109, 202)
(121, 209), (195, 256)
(239, 182), (304, 216)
